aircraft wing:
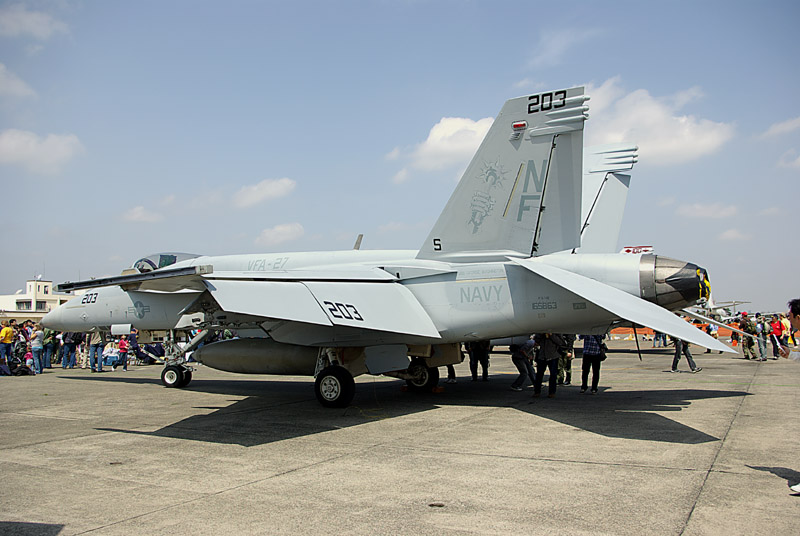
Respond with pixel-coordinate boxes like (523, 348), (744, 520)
(55, 264), (395, 293)
(204, 279), (441, 339)
(56, 265), (213, 292)
(511, 258), (734, 353)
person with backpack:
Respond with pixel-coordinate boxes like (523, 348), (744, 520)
(532, 333), (566, 398)
(738, 312), (758, 360)
(509, 337), (536, 391)
(42, 327), (56, 368)
(61, 332), (82, 369)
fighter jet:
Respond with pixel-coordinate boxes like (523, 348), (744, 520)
(43, 86), (729, 407)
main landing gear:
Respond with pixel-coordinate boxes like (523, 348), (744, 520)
(314, 365), (355, 408)
(161, 364), (193, 388)
(404, 357), (440, 392)
(160, 328), (207, 389)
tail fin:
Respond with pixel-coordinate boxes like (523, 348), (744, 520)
(416, 87), (589, 261)
(573, 143), (638, 254)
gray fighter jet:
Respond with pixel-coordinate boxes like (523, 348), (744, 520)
(43, 87), (729, 407)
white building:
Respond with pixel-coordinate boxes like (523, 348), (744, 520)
(0, 280), (75, 324)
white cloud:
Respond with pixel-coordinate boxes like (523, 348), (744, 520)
(0, 3), (68, 40)
(255, 223), (304, 247)
(719, 228), (751, 241)
(528, 28), (603, 69)
(760, 116), (800, 138)
(391, 116), (492, 183)
(0, 129), (83, 174)
(123, 206), (163, 223)
(657, 196), (676, 207)
(759, 207), (781, 216)
(410, 117), (493, 171)
(585, 78), (735, 166)
(391, 168), (408, 184)
(232, 177), (296, 208)
(676, 203), (738, 219)
(778, 149), (800, 169)
(0, 63), (36, 97)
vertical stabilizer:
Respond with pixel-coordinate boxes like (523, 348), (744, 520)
(417, 87), (588, 261)
(574, 143), (638, 254)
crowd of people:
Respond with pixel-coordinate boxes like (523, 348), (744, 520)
(731, 311), (797, 361)
(468, 332), (608, 399)
(0, 320), (152, 376)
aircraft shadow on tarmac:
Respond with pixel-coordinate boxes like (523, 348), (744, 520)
(0, 521), (64, 536)
(747, 465), (800, 488)
(78, 373), (745, 448)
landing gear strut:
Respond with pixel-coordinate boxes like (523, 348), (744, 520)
(160, 329), (207, 389)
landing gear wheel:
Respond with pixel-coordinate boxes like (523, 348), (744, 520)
(161, 365), (184, 388)
(178, 370), (192, 388)
(315, 366), (355, 408)
(405, 358), (440, 392)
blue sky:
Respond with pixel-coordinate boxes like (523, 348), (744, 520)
(0, 0), (797, 314)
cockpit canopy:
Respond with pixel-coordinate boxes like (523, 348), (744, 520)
(132, 252), (201, 273)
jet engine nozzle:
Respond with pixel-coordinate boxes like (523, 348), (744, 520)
(639, 255), (710, 311)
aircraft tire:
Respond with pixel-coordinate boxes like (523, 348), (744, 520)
(315, 366), (355, 408)
(405, 358), (439, 392)
(161, 365), (184, 388)
(177, 370), (192, 388)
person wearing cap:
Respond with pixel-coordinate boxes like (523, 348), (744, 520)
(738, 312), (758, 360)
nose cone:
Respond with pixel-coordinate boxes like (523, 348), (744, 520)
(42, 305), (63, 329)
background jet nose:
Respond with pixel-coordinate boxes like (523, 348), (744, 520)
(42, 306), (62, 329)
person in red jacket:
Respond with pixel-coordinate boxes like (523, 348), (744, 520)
(770, 315), (783, 359)
(113, 335), (129, 371)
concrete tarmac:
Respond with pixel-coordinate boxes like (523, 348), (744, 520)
(1, 340), (798, 535)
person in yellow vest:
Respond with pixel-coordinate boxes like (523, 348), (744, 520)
(0, 320), (14, 365)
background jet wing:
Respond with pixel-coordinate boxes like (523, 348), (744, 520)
(681, 308), (755, 340)
(511, 258), (734, 353)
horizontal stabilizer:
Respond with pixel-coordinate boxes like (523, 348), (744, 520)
(512, 258), (734, 353)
